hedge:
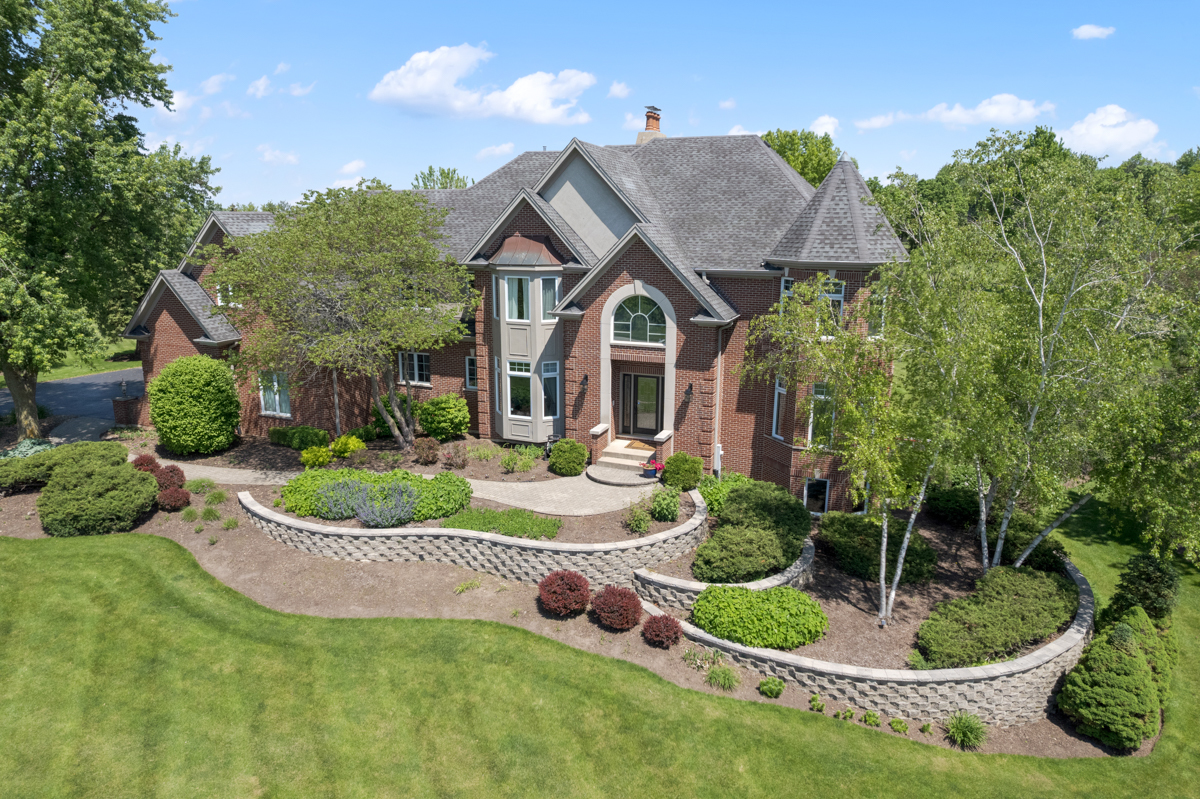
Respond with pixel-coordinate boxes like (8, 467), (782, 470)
(692, 525), (785, 583)
(691, 585), (828, 650)
(662, 452), (703, 491)
(281, 468), (471, 522)
(1057, 628), (1160, 750)
(37, 460), (157, 537)
(147, 354), (241, 455)
(0, 441), (126, 491)
(818, 511), (937, 585)
(268, 426), (330, 451)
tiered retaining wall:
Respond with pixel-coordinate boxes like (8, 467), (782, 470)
(632, 539), (816, 610)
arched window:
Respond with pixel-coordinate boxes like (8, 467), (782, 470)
(613, 295), (666, 344)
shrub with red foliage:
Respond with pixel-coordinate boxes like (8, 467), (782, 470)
(538, 570), (590, 616)
(132, 454), (161, 473)
(154, 464), (186, 490)
(591, 585), (642, 631)
(156, 487), (191, 511)
(641, 614), (683, 648)
(414, 437), (440, 465)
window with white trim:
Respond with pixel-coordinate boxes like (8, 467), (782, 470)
(780, 276), (794, 301)
(867, 286), (886, 337)
(494, 357), (501, 412)
(399, 352), (431, 384)
(259, 371), (291, 417)
(506, 276), (529, 321)
(508, 360), (532, 418)
(805, 478), (829, 514)
(807, 382), (834, 447)
(542, 361), (559, 418)
(541, 277), (560, 321)
(822, 280), (846, 324)
(465, 356), (477, 390)
(613, 295), (666, 344)
(771, 377), (788, 439)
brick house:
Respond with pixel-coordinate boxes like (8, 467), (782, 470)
(119, 110), (905, 513)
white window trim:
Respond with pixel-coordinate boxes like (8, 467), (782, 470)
(780, 276), (794, 301)
(771, 377), (788, 440)
(542, 361), (560, 419)
(506, 276), (531, 324)
(821, 279), (846, 324)
(541, 276), (561, 323)
(399, 351), (432, 387)
(507, 360), (533, 419)
(492, 275), (499, 319)
(259, 371), (292, 419)
(465, 356), (478, 391)
(807, 383), (833, 449)
(612, 295), (668, 347)
(494, 356), (501, 413)
(805, 478), (830, 516)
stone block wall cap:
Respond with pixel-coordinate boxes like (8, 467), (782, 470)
(653, 429), (673, 443)
(589, 423), (610, 436)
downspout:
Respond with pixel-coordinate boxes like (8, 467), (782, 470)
(714, 320), (735, 478)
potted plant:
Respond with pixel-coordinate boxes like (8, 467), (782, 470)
(640, 459), (663, 479)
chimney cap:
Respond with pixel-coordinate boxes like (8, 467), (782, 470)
(645, 105), (661, 113)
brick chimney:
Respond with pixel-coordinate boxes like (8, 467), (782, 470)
(636, 105), (666, 145)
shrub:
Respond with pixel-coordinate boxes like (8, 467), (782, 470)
(330, 435), (366, 459)
(1059, 626), (1161, 750)
(692, 525), (786, 583)
(314, 477), (368, 521)
(890, 718), (909, 735)
(500, 448), (534, 473)
(548, 438), (588, 476)
(0, 438), (56, 460)
(282, 468), (470, 522)
(591, 585), (642, 630)
(945, 711), (987, 750)
(624, 501), (650, 535)
(147, 355), (241, 455)
(925, 484), (977, 528)
(201, 506), (220, 522)
(183, 477), (216, 495)
(132, 453), (161, 473)
(347, 424), (377, 443)
(415, 394), (470, 442)
(697, 472), (752, 517)
(538, 570), (590, 616)
(1117, 606), (1179, 707)
(758, 677), (785, 699)
(356, 482), (419, 528)
(300, 446), (332, 469)
(912, 567), (1078, 669)
(181, 507), (199, 522)
(156, 486), (191, 511)
(641, 614), (683, 649)
(442, 507), (561, 540)
(37, 461), (157, 537)
(705, 665), (740, 691)
(861, 711), (882, 727)
(721, 480), (811, 563)
(268, 426), (330, 451)
(1106, 554), (1180, 624)
(691, 586), (828, 650)
(205, 490), (227, 506)
(414, 437), (440, 465)
(818, 511), (938, 585)
(986, 511), (1069, 574)
(838, 709), (855, 721)
(809, 694), (826, 713)
(650, 485), (681, 523)
(417, 472), (472, 520)
(662, 452), (703, 491)
(444, 442), (468, 470)
(154, 464), (186, 491)
(371, 402), (415, 438)
(0, 441), (127, 491)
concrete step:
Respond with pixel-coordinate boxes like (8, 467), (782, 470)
(596, 456), (648, 473)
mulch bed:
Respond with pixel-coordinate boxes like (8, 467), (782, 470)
(0, 415), (77, 452)
(0, 481), (1149, 760)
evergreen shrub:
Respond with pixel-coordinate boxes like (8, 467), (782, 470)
(37, 461), (157, 536)
(758, 677), (785, 698)
(697, 472), (752, 517)
(548, 438), (588, 476)
(721, 480), (811, 563)
(442, 507), (561, 540)
(692, 525), (785, 583)
(691, 585), (828, 649)
(591, 585), (642, 630)
(924, 484), (977, 528)
(1117, 606), (1179, 706)
(538, 570), (590, 616)
(662, 452), (703, 490)
(347, 424), (377, 442)
(1058, 629), (1160, 750)
(641, 614), (683, 648)
(1105, 554), (1180, 623)
(415, 394), (470, 442)
(0, 441), (126, 491)
(819, 511), (937, 585)
(147, 355), (240, 455)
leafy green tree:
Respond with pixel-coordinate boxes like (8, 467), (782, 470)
(0, 0), (218, 439)
(761, 129), (848, 188)
(412, 166), (473, 190)
(203, 180), (477, 449)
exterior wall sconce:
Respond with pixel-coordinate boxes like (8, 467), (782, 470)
(120, 380), (128, 398)
(813, 468), (822, 479)
(684, 383), (693, 401)
(580, 374), (589, 390)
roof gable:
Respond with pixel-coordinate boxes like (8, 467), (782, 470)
(538, 142), (642, 257)
(463, 189), (594, 267)
(123, 270), (241, 344)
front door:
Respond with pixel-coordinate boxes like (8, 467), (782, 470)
(620, 374), (662, 436)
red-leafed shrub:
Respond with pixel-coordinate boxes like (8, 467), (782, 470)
(132, 454), (161, 473)
(538, 570), (590, 616)
(642, 614), (683, 648)
(592, 585), (642, 631)
(154, 464), (186, 490)
(156, 486), (191, 511)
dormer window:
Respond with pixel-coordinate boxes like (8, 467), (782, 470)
(613, 295), (666, 344)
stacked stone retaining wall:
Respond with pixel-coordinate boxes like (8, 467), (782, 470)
(632, 539), (816, 609)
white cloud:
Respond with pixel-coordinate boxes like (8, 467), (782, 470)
(1059, 105), (1161, 157)
(288, 82), (315, 97)
(476, 142), (515, 159)
(257, 144), (298, 165)
(339, 159), (366, 174)
(368, 43), (596, 124)
(200, 73), (235, 95)
(220, 101), (250, 119)
(247, 76), (272, 99)
(1072, 24), (1115, 40)
(275, 62), (291, 75)
(727, 124), (765, 136)
(719, 98), (736, 110)
(855, 112), (904, 130)
(809, 115), (839, 137)
(923, 94), (1054, 127)
(145, 133), (214, 155)
(607, 81), (630, 99)
(331, 177), (361, 189)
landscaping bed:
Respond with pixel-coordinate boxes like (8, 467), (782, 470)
(0, 414), (75, 451)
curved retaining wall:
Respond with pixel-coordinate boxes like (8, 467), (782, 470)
(632, 539), (816, 610)
(643, 558), (1094, 727)
(238, 490), (707, 588)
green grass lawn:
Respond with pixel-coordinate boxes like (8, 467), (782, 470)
(0, 340), (139, 390)
(1, 493), (1197, 798)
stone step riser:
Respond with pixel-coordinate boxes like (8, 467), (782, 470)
(596, 457), (647, 473)
(601, 450), (648, 464)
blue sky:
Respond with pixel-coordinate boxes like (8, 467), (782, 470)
(137, 0), (1199, 205)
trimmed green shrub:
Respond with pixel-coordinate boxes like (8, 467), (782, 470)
(268, 425), (330, 451)
(0, 438), (54, 460)
(415, 394), (470, 442)
(986, 511), (1069, 574)
(692, 525), (786, 583)
(442, 507), (561, 540)
(330, 435), (366, 459)
(300, 447), (332, 469)
(37, 461), (157, 536)
(548, 438), (588, 476)
(591, 585), (642, 630)
(691, 585), (828, 650)
(625, 501), (650, 535)
(538, 570), (590, 616)
(0, 441), (126, 491)
(697, 472), (752, 517)
(1058, 630), (1160, 750)
(818, 511), (937, 585)
(347, 424), (377, 442)
(924, 484), (977, 528)
(945, 711), (987, 750)
(911, 567), (1078, 669)
(281, 468), (470, 522)
(720, 480), (811, 563)
(662, 452), (703, 491)
(641, 614), (683, 648)
(1105, 554), (1180, 624)
(758, 677), (785, 698)
(650, 485), (680, 523)
(705, 665), (740, 691)
(1118, 606), (1179, 707)
(147, 355), (241, 455)
(809, 694), (825, 713)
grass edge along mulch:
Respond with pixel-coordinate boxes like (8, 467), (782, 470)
(0, 491), (1196, 798)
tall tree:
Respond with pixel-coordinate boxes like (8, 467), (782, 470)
(203, 181), (477, 449)
(411, 166), (473, 190)
(0, 0), (218, 439)
(761, 129), (848, 188)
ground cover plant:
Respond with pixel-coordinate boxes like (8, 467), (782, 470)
(442, 508), (561, 540)
(691, 585), (828, 649)
(147, 355), (241, 456)
(0, 437), (54, 460)
(818, 511), (937, 585)
(0, 440), (127, 492)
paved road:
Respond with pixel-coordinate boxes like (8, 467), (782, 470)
(0, 368), (142, 422)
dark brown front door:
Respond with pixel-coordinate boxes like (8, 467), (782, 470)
(620, 374), (662, 436)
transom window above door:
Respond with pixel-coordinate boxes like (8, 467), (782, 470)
(613, 295), (666, 344)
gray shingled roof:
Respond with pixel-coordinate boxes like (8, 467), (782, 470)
(159, 269), (241, 343)
(768, 156), (907, 265)
(211, 211), (276, 238)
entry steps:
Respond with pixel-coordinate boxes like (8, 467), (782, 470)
(596, 439), (657, 473)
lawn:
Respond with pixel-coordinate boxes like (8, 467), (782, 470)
(0, 340), (138, 390)
(0, 493), (1196, 798)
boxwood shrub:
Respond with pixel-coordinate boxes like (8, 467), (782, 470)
(818, 511), (937, 585)
(415, 394), (471, 442)
(692, 525), (786, 583)
(0, 441), (126, 491)
(37, 461), (157, 536)
(691, 585), (828, 650)
(720, 480), (811, 563)
(696, 472), (752, 517)
(268, 425), (330, 451)
(442, 507), (562, 540)
(662, 452), (703, 491)
(147, 354), (241, 455)
(548, 438), (588, 476)
(281, 468), (471, 522)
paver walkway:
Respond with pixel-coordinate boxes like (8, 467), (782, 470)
(47, 416), (117, 444)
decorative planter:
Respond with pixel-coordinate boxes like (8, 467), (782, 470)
(642, 466), (658, 478)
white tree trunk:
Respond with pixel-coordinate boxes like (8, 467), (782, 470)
(990, 481), (1022, 568)
(1012, 494), (1092, 567)
(885, 459), (936, 620)
(332, 369), (341, 437)
(974, 460), (997, 572)
(878, 499), (890, 627)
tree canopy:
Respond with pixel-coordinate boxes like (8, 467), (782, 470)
(761, 129), (848, 188)
(412, 166), (473, 190)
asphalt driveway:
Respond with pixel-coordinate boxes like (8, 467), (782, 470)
(0, 368), (143, 422)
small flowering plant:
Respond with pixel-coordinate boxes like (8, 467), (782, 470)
(640, 459), (664, 471)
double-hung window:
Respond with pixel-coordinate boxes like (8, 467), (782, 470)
(465, 356), (478, 390)
(260, 371), (291, 417)
(780, 277), (794, 301)
(808, 382), (834, 447)
(508, 360), (532, 418)
(506, 276), (530, 321)
(867, 286), (886, 337)
(541, 276), (560, 321)
(771, 377), (788, 439)
(542, 362), (560, 418)
(822, 280), (845, 324)
(400, 352), (431, 385)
